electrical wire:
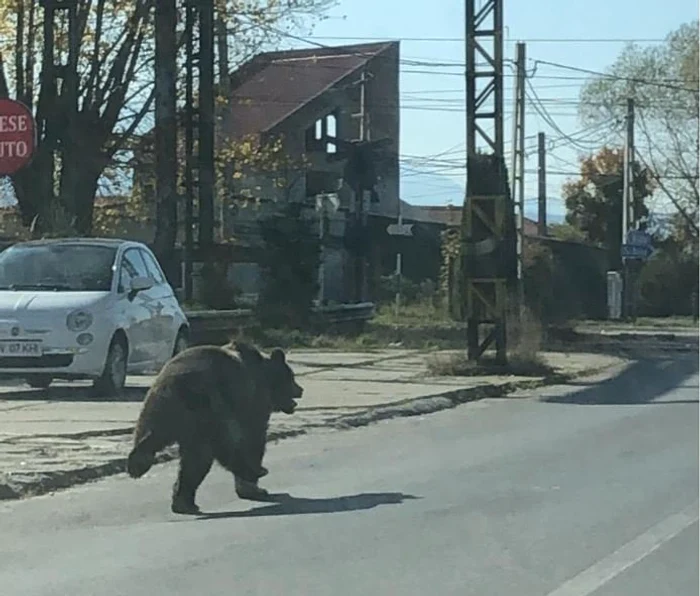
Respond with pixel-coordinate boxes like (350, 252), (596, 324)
(302, 35), (672, 43)
(236, 17), (698, 91)
(531, 59), (698, 92)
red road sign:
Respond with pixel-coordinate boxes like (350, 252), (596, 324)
(0, 99), (36, 175)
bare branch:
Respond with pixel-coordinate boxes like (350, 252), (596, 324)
(635, 120), (699, 236)
(15, 0), (24, 99)
(23, 0), (36, 109)
(108, 87), (156, 156)
(84, 0), (105, 109)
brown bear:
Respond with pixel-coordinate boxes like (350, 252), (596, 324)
(126, 340), (303, 514)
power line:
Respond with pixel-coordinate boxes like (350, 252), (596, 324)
(235, 19), (697, 91)
(227, 93), (601, 116)
(532, 59), (698, 91)
(302, 35), (671, 43)
(401, 95), (693, 109)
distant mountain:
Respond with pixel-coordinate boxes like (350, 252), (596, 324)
(400, 171), (464, 207)
(400, 170), (565, 224)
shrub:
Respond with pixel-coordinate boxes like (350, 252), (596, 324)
(198, 261), (241, 310)
(255, 202), (321, 328)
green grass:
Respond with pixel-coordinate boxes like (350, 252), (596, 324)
(229, 327), (386, 352)
(220, 301), (470, 352)
(373, 301), (459, 328)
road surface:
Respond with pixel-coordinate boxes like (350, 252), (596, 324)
(1, 353), (697, 596)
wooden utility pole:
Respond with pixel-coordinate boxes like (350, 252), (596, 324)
(510, 41), (526, 311)
(394, 200), (403, 317)
(197, 0), (215, 250)
(153, 0), (178, 266)
(537, 132), (547, 236)
(621, 97), (635, 319)
(352, 69), (372, 303)
(622, 98), (635, 242)
(183, 0), (196, 302)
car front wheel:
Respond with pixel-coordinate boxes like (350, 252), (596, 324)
(93, 336), (128, 397)
(172, 329), (189, 357)
(25, 375), (53, 390)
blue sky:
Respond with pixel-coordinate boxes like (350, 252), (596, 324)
(280, 0), (698, 221)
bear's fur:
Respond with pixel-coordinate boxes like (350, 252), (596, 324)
(126, 340), (303, 514)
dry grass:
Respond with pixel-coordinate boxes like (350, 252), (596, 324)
(426, 304), (554, 378)
(426, 350), (554, 378)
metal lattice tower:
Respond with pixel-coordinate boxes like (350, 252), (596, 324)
(465, 0), (503, 160)
(154, 0), (216, 300)
(463, 0), (509, 363)
(38, 0), (79, 214)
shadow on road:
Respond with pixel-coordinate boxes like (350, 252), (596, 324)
(542, 353), (699, 406)
(196, 491), (421, 519)
(0, 384), (147, 403)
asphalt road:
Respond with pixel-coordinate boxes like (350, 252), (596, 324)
(1, 352), (697, 596)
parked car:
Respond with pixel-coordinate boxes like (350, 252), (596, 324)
(0, 237), (190, 395)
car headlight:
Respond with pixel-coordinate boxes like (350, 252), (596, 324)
(66, 310), (93, 332)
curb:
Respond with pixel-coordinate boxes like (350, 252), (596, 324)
(574, 329), (698, 342)
(0, 365), (619, 501)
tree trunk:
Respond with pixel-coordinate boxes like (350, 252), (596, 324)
(11, 146), (56, 235)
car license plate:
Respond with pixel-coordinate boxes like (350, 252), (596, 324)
(0, 340), (42, 356)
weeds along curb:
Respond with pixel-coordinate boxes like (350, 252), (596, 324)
(0, 365), (614, 502)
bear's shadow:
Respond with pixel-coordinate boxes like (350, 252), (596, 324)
(195, 491), (420, 520)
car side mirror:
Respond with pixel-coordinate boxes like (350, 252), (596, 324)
(129, 275), (154, 294)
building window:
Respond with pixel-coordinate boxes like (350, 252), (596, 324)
(325, 113), (337, 154)
(306, 111), (338, 154)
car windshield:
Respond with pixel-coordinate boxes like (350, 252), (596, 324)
(0, 243), (118, 292)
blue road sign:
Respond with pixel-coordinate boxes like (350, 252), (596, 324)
(627, 230), (652, 247)
(621, 243), (652, 260)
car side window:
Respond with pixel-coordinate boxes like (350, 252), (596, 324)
(139, 249), (166, 285)
(118, 248), (150, 293)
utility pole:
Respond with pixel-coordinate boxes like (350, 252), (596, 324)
(183, 0), (196, 303)
(153, 0), (178, 275)
(179, 0), (217, 300)
(464, 0), (508, 364)
(537, 132), (547, 236)
(621, 97), (635, 319)
(197, 0), (215, 250)
(510, 41), (526, 312)
(352, 69), (372, 303)
(622, 98), (635, 242)
(394, 199), (403, 317)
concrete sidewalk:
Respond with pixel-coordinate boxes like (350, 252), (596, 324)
(0, 349), (627, 500)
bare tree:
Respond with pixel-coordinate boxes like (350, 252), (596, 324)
(579, 21), (699, 243)
(0, 0), (336, 237)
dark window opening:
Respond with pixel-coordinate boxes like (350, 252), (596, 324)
(305, 111), (339, 155)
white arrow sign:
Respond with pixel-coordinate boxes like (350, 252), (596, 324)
(387, 223), (414, 236)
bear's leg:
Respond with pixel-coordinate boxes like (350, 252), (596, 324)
(234, 432), (271, 502)
(171, 442), (214, 515)
(212, 418), (267, 482)
(212, 440), (271, 502)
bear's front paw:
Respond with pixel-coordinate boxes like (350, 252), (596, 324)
(235, 477), (271, 502)
(171, 497), (202, 515)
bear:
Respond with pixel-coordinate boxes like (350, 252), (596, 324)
(126, 340), (303, 514)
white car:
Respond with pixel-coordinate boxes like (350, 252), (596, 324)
(0, 237), (190, 395)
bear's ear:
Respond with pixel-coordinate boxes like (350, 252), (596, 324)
(270, 348), (286, 363)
